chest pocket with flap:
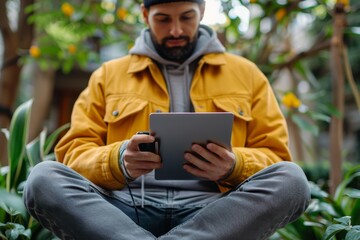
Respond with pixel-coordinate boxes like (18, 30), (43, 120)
(104, 97), (149, 143)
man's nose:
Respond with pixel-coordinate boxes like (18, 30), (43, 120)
(169, 20), (183, 38)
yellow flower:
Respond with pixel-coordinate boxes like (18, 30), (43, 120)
(275, 8), (286, 21)
(61, 3), (75, 17)
(249, 0), (257, 3)
(282, 92), (301, 109)
(29, 46), (41, 58)
(116, 8), (128, 21)
(68, 44), (77, 54)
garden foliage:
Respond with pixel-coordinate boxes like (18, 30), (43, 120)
(0, 99), (68, 240)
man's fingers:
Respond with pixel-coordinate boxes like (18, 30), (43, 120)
(126, 160), (162, 170)
(183, 143), (235, 181)
(128, 134), (155, 150)
(123, 133), (162, 179)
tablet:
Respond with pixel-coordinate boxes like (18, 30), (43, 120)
(150, 112), (234, 180)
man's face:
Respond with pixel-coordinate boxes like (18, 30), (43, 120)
(142, 2), (205, 62)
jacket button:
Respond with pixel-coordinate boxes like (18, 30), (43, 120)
(112, 110), (119, 116)
(156, 109), (162, 113)
(239, 110), (244, 116)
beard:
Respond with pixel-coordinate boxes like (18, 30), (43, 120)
(150, 31), (198, 63)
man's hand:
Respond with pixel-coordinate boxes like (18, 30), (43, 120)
(183, 143), (235, 181)
(123, 134), (162, 179)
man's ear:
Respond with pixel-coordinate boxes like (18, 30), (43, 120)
(141, 4), (150, 25)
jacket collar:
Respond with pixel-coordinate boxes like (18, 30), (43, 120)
(127, 53), (227, 74)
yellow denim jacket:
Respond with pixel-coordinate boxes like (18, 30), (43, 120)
(55, 52), (292, 192)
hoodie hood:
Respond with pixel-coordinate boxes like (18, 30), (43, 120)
(129, 25), (225, 68)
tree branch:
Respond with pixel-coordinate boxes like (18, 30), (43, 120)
(0, 1), (14, 44)
(257, 0), (302, 64)
(0, 1), (9, 29)
(329, 2), (347, 196)
(17, 0), (35, 49)
(274, 40), (331, 69)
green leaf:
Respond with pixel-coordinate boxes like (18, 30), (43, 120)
(0, 222), (31, 240)
(344, 189), (360, 199)
(7, 99), (33, 192)
(291, 114), (319, 136)
(305, 199), (339, 217)
(276, 227), (302, 240)
(309, 181), (329, 198)
(303, 221), (324, 228)
(25, 123), (69, 167)
(334, 216), (352, 226)
(0, 189), (28, 220)
(351, 199), (360, 225)
(318, 103), (341, 118)
(344, 166), (360, 181)
(26, 137), (42, 167)
(335, 172), (360, 205)
(34, 227), (56, 240)
(308, 111), (331, 123)
(0, 169), (6, 188)
(322, 224), (349, 240)
(1, 166), (9, 176)
(44, 123), (70, 156)
(318, 202), (339, 217)
(345, 226), (360, 240)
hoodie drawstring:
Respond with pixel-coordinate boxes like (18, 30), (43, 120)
(141, 175), (145, 208)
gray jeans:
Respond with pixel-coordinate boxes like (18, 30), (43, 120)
(23, 161), (310, 240)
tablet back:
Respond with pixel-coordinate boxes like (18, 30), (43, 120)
(150, 112), (233, 180)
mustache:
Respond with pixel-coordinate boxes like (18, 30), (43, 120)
(162, 36), (190, 44)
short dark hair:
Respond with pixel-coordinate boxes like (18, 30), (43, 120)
(143, 0), (205, 9)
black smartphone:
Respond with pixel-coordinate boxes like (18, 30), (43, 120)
(137, 131), (158, 153)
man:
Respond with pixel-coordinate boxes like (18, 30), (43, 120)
(24, 0), (310, 239)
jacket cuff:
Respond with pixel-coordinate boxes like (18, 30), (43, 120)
(218, 149), (244, 188)
(118, 140), (135, 181)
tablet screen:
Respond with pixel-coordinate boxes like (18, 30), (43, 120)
(150, 112), (234, 180)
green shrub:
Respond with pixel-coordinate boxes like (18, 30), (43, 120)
(271, 165), (360, 240)
(300, 161), (360, 192)
(0, 99), (69, 240)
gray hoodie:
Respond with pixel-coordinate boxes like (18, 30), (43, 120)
(119, 26), (226, 207)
